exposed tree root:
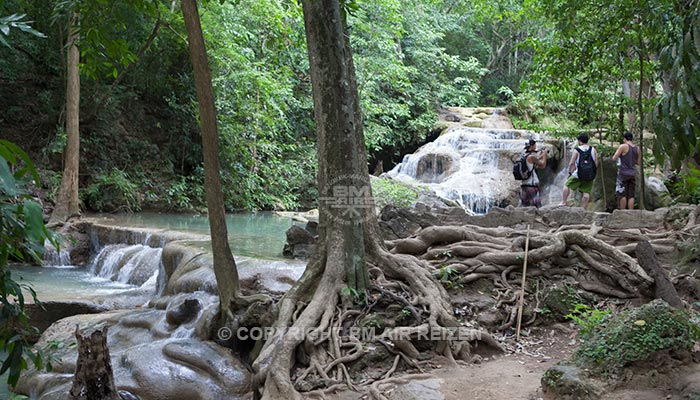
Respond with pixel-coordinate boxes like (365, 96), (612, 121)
(249, 232), (504, 399)
(385, 222), (669, 335)
(249, 216), (693, 399)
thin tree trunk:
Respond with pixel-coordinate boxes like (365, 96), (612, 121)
(181, 0), (240, 319)
(50, 11), (81, 224)
(636, 2), (646, 209)
(92, 18), (162, 118)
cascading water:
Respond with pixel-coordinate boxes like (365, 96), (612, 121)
(90, 243), (163, 287)
(545, 138), (570, 205)
(43, 246), (71, 266)
(388, 127), (537, 213)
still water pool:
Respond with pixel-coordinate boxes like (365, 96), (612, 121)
(88, 211), (296, 260)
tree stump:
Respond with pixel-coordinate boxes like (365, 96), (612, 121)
(68, 326), (120, 400)
(635, 240), (683, 309)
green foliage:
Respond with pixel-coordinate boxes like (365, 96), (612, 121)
(50, 0), (157, 80)
(349, 0), (486, 153)
(342, 286), (367, 306)
(508, 91), (579, 132)
(370, 177), (419, 209)
(565, 303), (611, 338)
(0, 13), (45, 47)
(435, 266), (462, 289)
(163, 174), (204, 211)
(665, 166), (700, 205)
(37, 170), (62, 205)
(575, 299), (700, 375)
(202, 0), (316, 211)
(82, 169), (141, 212)
(43, 128), (66, 158)
(653, 0), (700, 168)
(0, 140), (59, 387)
(524, 0), (678, 140)
(7, 0), (698, 215)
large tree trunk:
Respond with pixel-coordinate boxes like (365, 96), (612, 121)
(68, 327), (119, 400)
(252, 2), (376, 398)
(308, 0), (372, 293)
(181, 0), (240, 319)
(252, 2), (473, 399)
(50, 12), (81, 224)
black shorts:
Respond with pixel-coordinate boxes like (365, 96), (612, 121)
(616, 174), (635, 200)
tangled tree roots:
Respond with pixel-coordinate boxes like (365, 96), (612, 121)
(250, 234), (504, 400)
(385, 223), (675, 330)
(249, 219), (693, 400)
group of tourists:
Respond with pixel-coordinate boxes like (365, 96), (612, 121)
(516, 132), (640, 210)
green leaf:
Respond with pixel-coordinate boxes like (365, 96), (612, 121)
(0, 157), (19, 196)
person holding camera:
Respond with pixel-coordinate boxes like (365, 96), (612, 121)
(518, 138), (548, 207)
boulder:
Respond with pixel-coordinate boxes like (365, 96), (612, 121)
(285, 224), (315, 245)
(677, 367), (700, 399)
(166, 298), (202, 326)
(16, 303), (251, 400)
(414, 151), (458, 183)
(604, 209), (665, 230)
(21, 301), (105, 340)
(645, 176), (670, 210)
(462, 118), (483, 128)
(282, 224), (317, 259)
(540, 205), (595, 227)
(590, 158), (618, 212)
(541, 364), (603, 399)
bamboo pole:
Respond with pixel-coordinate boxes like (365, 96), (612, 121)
(516, 224), (531, 341)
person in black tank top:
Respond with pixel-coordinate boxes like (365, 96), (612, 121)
(612, 131), (640, 209)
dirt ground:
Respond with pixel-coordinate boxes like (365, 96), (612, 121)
(328, 326), (578, 400)
(411, 326), (577, 400)
(329, 323), (693, 400)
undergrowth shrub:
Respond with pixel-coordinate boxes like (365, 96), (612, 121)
(83, 169), (140, 212)
(370, 177), (419, 209)
(574, 299), (700, 376)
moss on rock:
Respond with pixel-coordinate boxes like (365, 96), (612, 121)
(574, 299), (700, 375)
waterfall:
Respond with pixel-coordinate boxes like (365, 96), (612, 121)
(388, 127), (537, 213)
(545, 138), (569, 206)
(90, 244), (163, 287)
(44, 246), (72, 266)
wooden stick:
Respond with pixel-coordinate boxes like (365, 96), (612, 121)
(516, 224), (531, 341)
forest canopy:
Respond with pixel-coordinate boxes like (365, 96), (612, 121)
(0, 0), (698, 212)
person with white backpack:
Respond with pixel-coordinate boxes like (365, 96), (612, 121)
(560, 134), (598, 209)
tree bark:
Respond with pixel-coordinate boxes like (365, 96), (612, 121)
(253, 3), (483, 398)
(636, 1), (646, 210)
(50, 11), (81, 224)
(305, 0), (370, 293)
(68, 327), (119, 400)
(181, 0), (240, 319)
